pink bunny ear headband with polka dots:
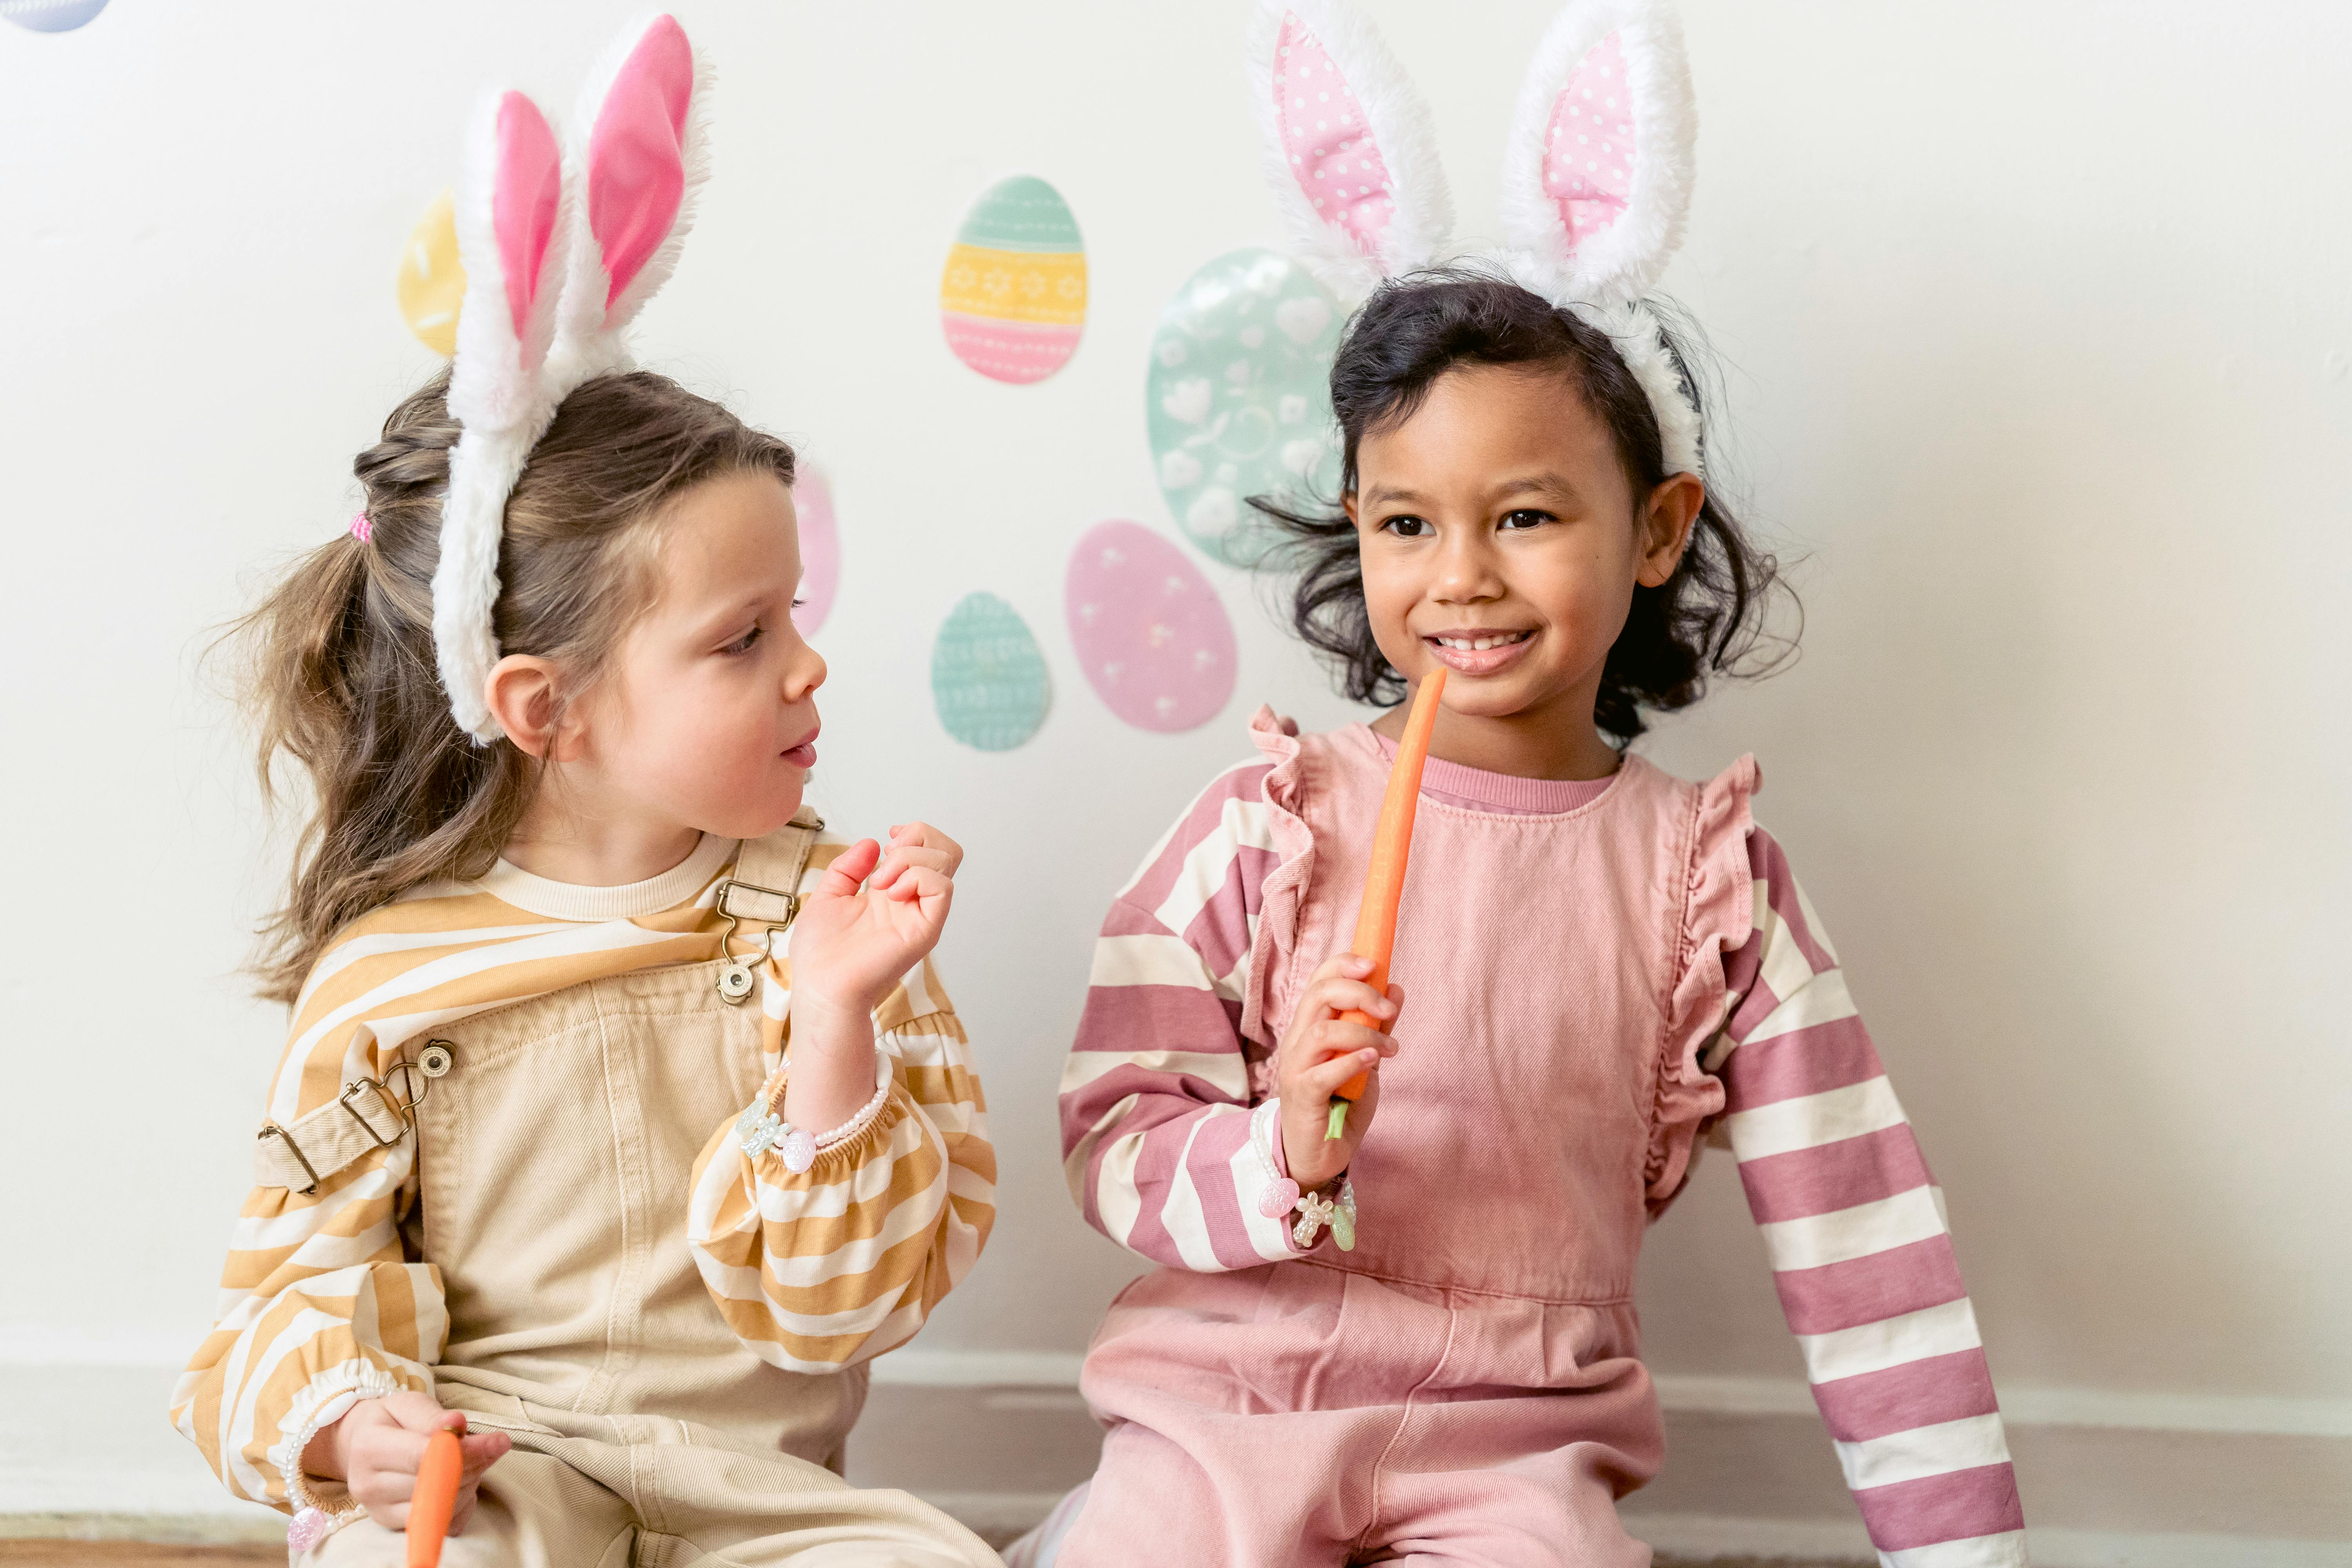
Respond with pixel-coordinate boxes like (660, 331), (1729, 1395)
(433, 14), (709, 742)
(1247, 0), (1703, 479)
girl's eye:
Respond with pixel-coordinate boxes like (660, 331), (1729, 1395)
(1381, 515), (1433, 538)
(722, 624), (764, 655)
(1499, 509), (1555, 531)
(791, 597), (806, 610)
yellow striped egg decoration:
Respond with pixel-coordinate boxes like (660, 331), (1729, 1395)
(940, 175), (1085, 384)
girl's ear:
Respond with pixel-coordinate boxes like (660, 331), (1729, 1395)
(1498, 0), (1696, 308)
(1636, 472), (1705, 587)
(550, 13), (708, 385)
(482, 653), (568, 760)
(1246, 0), (1454, 297)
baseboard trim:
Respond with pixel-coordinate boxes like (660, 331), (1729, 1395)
(869, 1349), (2352, 1439)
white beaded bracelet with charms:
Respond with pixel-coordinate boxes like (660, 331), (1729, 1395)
(1248, 1099), (1357, 1251)
(736, 1046), (894, 1173)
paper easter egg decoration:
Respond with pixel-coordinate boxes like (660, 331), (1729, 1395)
(4, 0), (109, 31)
(791, 464), (840, 636)
(1145, 247), (1344, 566)
(1066, 521), (1236, 733)
(940, 175), (1086, 384)
(396, 188), (465, 357)
(931, 592), (1051, 751)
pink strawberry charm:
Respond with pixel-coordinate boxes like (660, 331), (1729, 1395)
(1257, 1176), (1301, 1218)
(780, 1127), (817, 1174)
(287, 1507), (331, 1554)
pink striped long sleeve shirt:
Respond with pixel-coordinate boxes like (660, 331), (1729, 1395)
(1060, 757), (2027, 1567)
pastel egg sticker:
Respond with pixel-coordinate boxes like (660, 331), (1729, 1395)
(931, 592), (1051, 751)
(940, 175), (1086, 385)
(791, 464), (840, 637)
(1146, 247), (1343, 566)
(396, 188), (465, 357)
(4, 0), (109, 30)
(1067, 521), (1236, 734)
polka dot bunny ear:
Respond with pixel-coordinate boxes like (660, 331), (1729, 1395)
(1246, 0), (1455, 298)
(1497, 0), (1696, 309)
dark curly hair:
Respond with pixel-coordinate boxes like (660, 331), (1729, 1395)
(1251, 270), (1791, 742)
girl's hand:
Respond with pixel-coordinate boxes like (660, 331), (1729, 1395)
(1276, 952), (1403, 1189)
(304, 1392), (510, 1532)
(788, 823), (958, 1021)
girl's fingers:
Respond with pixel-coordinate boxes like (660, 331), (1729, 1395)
(885, 865), (953, 908)
(869, 845), (953, 891)
(1305, 977), (1396, 1022)
(459, 1431), (510, 1476)
(1308, 952), (1376, 985)
(1301, 1047), (1383, 1100)
(890, 820), (964, 874)
(1296, 1019), (1394, 1068)
(818, 838), (882, 895)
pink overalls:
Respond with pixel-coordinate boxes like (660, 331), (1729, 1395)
(1063, 720), (1752, 1566)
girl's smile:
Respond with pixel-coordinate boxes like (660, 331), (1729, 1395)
(1423, 626), (1538, 676)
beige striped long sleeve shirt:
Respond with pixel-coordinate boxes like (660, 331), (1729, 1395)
(171, 832), (994, 1512)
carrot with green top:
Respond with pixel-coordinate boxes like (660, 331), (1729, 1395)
(1326, 667), (1446, 1140)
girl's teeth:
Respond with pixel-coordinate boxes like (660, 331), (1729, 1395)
(1437, 633), (1526, 652)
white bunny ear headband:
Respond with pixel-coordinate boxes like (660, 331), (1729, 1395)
(432, 14), (710, 742)
(1245, 0), (1703, 479)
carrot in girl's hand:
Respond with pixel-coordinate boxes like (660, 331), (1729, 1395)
(406, 1418), (465, 1567)
(1327, 667), (1447, 1140)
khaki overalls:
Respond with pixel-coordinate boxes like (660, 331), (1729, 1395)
(305, 825), (1000, 1568)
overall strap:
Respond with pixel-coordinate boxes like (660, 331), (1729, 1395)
(253, 1067), (419, 1194)
(717, 806), (828, 933)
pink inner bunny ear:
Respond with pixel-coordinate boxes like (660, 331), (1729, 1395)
(1542, 31), (1635, 252)
(586, 15), (693, 312)
(1274, 12), (1396, 260)
(492, 93), (563, 342)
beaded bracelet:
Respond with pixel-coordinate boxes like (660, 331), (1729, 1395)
(1248, 1099), (1356, 1251)
(734, 1046), (895, 1173)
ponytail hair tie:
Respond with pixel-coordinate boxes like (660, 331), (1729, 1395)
(348, 511), (373, 543)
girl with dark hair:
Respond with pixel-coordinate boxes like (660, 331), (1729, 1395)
(1034, 4), (2025, 1565)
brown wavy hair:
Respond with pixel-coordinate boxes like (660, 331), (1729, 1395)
(231, 368), (795, 1003)
(1251, 270), (1793, 741)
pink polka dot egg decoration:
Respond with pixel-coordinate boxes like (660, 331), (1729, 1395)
(1065, 520), (1236, 733)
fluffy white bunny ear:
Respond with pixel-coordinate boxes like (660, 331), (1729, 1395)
(436, 87), (571, 742)
(1499, 0), (1695, 307)
(548, 13), (708, 389)
(1245, 0), (1453, 297)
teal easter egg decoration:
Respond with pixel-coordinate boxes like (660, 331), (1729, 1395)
(1145, 248), (1343, 566)
(931, 592), (1051, 751)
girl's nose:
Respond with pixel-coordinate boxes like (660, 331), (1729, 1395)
(1432, 531), (1503, 603)
(786, 641), (827, 703)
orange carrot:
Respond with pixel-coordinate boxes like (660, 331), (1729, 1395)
(407, 1421), (465, 1568)
(1326, 667), (1446, 1140)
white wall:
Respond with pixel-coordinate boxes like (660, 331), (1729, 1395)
(3, 0), (2347, 1537)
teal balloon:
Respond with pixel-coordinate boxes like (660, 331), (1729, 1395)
(931, 592), (1051, 752)
(1145, 247), (1344, 567)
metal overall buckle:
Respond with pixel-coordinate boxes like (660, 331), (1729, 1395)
(711, 878), (799, 1005)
